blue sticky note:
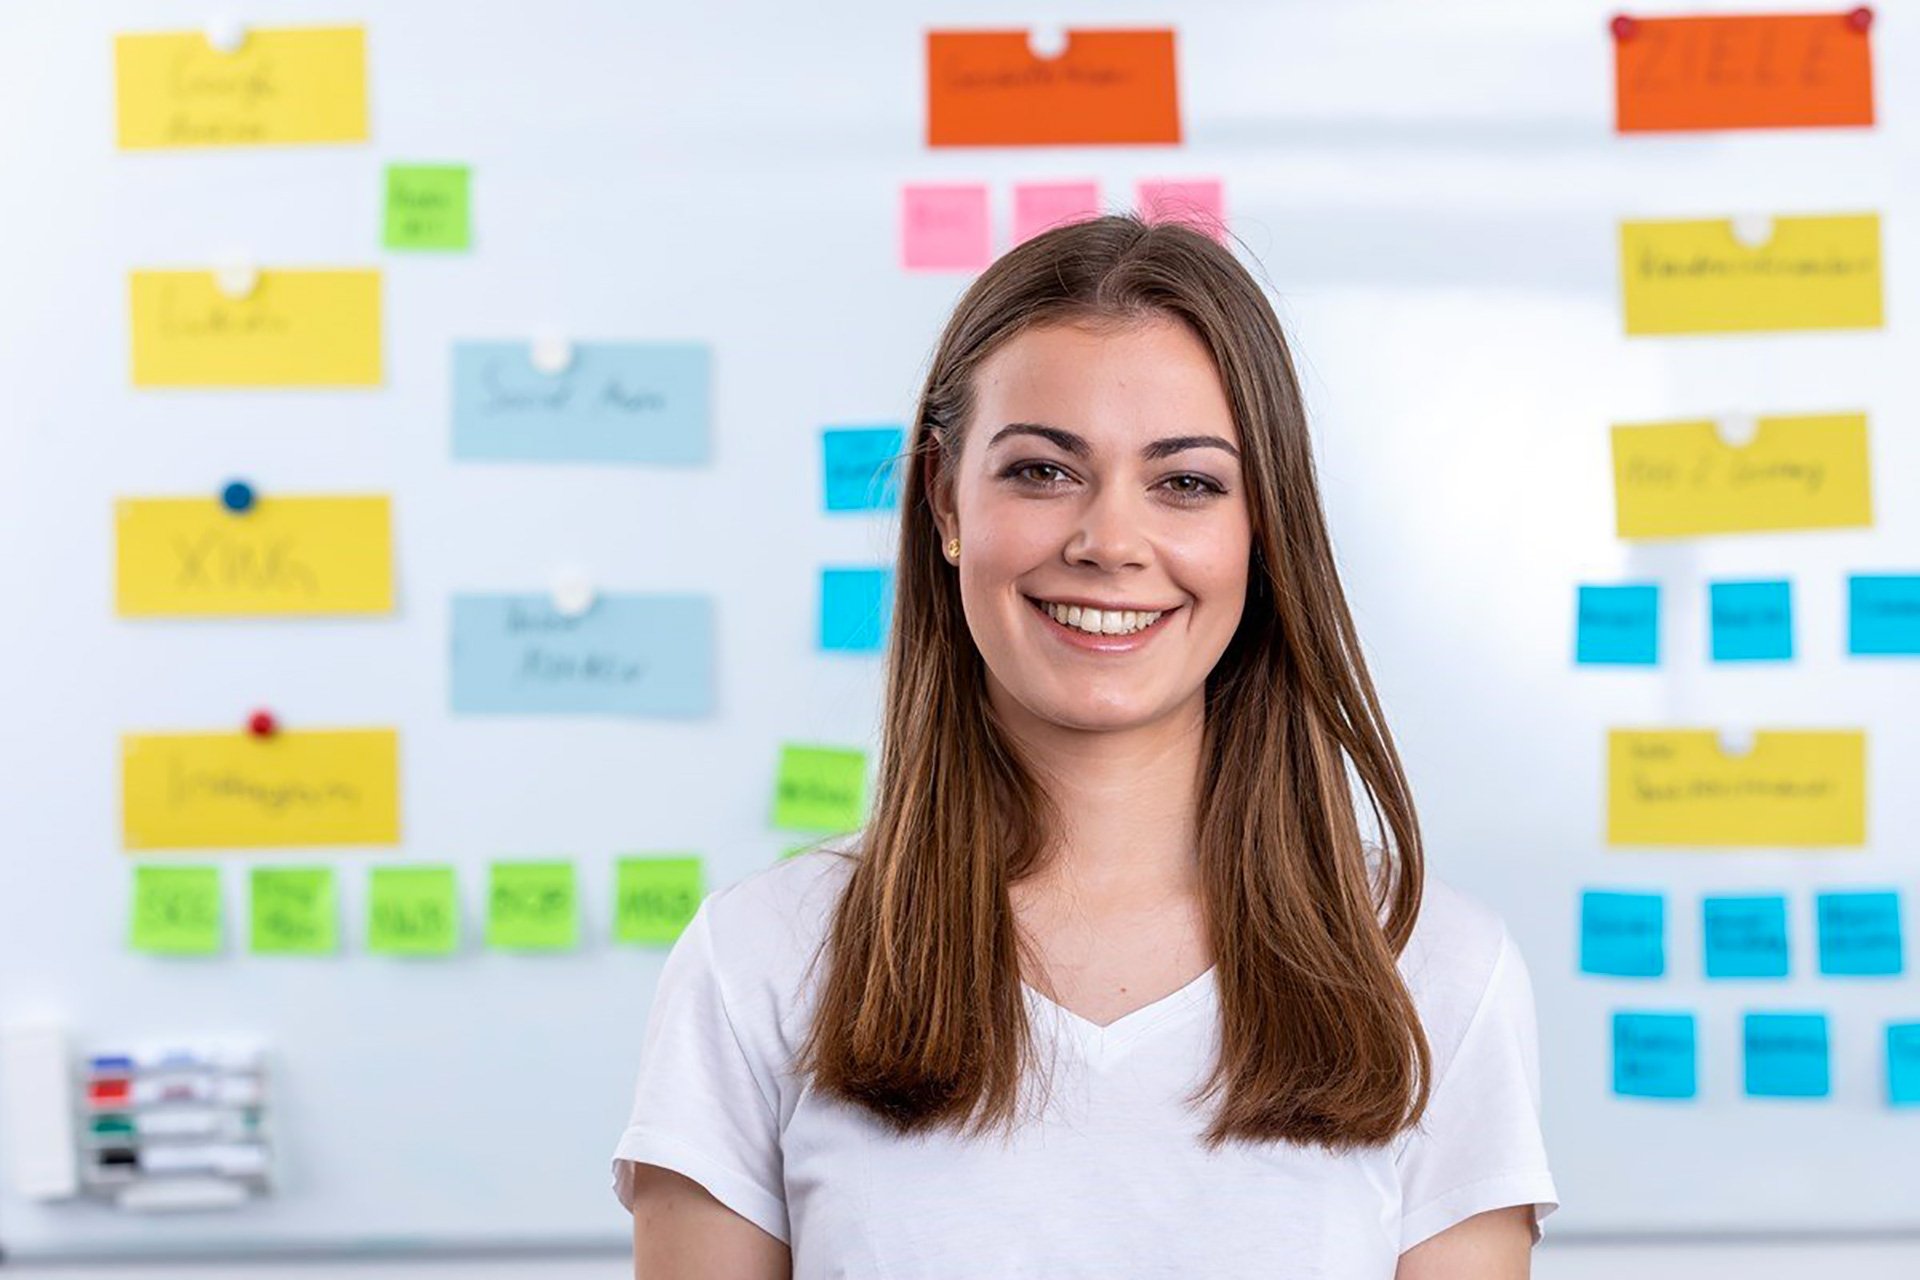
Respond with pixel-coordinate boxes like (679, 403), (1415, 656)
(1889, 1023), (1920, 1106)
(1702, 895), (1791, 979)
(451, 341), (710, 464)
(823, 427), (905, 512)
(1580, 890), (1665, 977)
(820, 568), (893, 653)
(1744, 1012), (1830, 1098)
(1816, 890), (1904, 977)
(1709, 579), (1793, 662)
(1848, 575), (1920, 656)
(1613, 1011), (1696, 1099)
(450, 593), (713, 716)
(1575, 584), (1659, 666)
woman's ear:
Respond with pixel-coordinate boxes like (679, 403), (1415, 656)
(924, 435), (956, 545)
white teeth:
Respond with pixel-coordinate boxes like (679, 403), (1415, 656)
(1038, 599), (1162, 636)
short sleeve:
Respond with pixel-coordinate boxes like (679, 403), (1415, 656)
(1394, 926), (1560, 1253)
(610, 897), (790, 1244)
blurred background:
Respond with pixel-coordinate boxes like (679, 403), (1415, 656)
(0, 1), (1914, 1275)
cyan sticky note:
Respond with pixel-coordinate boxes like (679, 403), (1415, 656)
(1613, 1011), (1697, 1099)
(1816, 889), (1904, 976)
(1848, 575), (1920, 656)
(1889, 1022), (1920, 1106)
(1580, 890), (1665, 977)
(1703, 895), (1791, 979)
(451, 593), (713, 716)
(821, 568), (893, 653)
(451, 341), (710, 464)
(1576, 584), (1659, 665)
(823, 427), (905, 512)
(1744, 1012), (1830, 1098)
(1709, 579), (1794, 662)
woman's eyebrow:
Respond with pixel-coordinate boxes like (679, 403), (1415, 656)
(987, 421), (1241, 461)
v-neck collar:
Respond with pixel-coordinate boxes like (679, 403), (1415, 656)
(1022, 966), (1218, 1067)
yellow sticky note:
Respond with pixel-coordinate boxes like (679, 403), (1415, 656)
(123, 728), (401, 850)
(1620, 214), (1882, 335)
(1607, 729), (1866, 848)
(116, 494), (393, 617)
(129, 269), (382, 387)
(1612, 413), (1873, 539)
(115, 26), (369, 149)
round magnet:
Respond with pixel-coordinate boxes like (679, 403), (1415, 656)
(1848, 7), (1873, 33)
(531, 334), (573, 375)
(1610, 14), (1637, 41)
(213, 256), (258, 300)
(205, 19), (247, 54)
(1027, 26), (1069, 59)
(247, 709), (277, 738)
(1729, 214), (1773, 250)
(1717, 728), (1755, 759)
(551, 567), (595, 619)
(221, 480), (255, 512)
(1715, 414), (1758, 449)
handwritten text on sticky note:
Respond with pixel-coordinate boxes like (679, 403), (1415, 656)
(1849, 575), (1920, 656)
(1614, 12), (1875, 134)
(451, 341), (710, 464)
(1745, 1012), (1830, 1098)
(1576, 584), (1660, 666)
(927, 29), (1180, 146)
(385, 164), (471, 250)
(1816, 890), (1904, 976)
(1710, 580), (1794, 663)
(1607, 729), (1865, 847)
(1703, 895), (1791, 979)
(487, 861), (578, 951)
(1580, 890), (1665, 977)
(614, 856), (703, 945)
(1614, 1011), (1697, 1100)
(116, 494), (393, 617)
(130, 866), (223, 956)
(1619, 214), (1882, 335)
(368, 866), (460, 956)
(122, 728), (401, 851)
(115, 25), (369, 149)
(129, 269), (382, 387)
(249, 867), (338, 955)
(822, 427), (905, 512)
(1610, 413), (1871, 539)
(902, 185), (991, 271)
(773, 744), (867, 833)
(451, 594), (714, 716)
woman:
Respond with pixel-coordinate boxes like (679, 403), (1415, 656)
(612, 214), (1558, 1278)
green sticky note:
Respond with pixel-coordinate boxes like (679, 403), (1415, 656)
(487, 861), (578, 950)
(368, 866), (460, 956)
(614, 855), (703, 944)
(130, 865), (223, 955)
(384, 163), (471, 250)
(249, 867), (338, 955)
(772, 743), (867, 832)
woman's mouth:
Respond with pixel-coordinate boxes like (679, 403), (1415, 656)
(1023, 595), (1180, 652)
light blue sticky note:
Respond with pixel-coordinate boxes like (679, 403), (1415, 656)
(1576, 584), (1659, 666)
(1889, 1023), (1920, 1106)
(820, 568), (893, 653)
(823, 427), (905, 512)
(1744, 1012), (1830, 1098)
(1580, 890), (1665, 977)
(1816, 890), (1904, 977)
(1709, 579), (1793, 662)
(1613, 1011), (1696, 1100)
(451, 341), (710, 464)
(1702, 895), (1790, 979)
(1848, 575), (1920, 656)
(450, 593), (713, 716)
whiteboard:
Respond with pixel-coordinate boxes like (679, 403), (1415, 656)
(0, 0), (1914, 1261)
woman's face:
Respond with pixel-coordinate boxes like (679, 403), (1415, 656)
(933, 315), (1253, 737)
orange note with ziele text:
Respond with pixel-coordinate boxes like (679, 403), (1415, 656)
(1614, 10), (1875, 132)
(926, 29), (1181, 147)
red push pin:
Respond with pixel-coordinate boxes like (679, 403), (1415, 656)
(1847, 6), (1873, 33)
(1610, 13), (1637, 41)
(247, 709), (278, 738)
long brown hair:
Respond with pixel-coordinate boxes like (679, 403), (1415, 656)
(795, 214), (1430, 1153)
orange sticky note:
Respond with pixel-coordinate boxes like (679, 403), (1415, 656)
(926, 29), (1181, 147)
(1138, 179), (1225, 242)
(902, 184), (991, 271)
(1014, 181), (1101, 244)
(1614, 10), (1875, 133)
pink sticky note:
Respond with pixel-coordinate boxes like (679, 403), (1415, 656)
(1137, 179), (1226, 243)
(902, 184), (992, 271)
(1013, 181), (1102, 245)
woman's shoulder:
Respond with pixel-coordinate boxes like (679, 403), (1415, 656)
(692, 839), (860, 1024)
(1396, 870), (1527, 1074)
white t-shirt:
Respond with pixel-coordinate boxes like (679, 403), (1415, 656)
(612, 845), (1559, 1277)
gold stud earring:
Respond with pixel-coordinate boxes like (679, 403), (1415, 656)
(946, 537), (960, 561)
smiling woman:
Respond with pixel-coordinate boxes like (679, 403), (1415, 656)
(613, 214), (1557, 1279)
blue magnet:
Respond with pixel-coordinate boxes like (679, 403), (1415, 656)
(221, 480), (255, 512)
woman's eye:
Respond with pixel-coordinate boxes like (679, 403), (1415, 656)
(1002, 463), (1224, 501)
